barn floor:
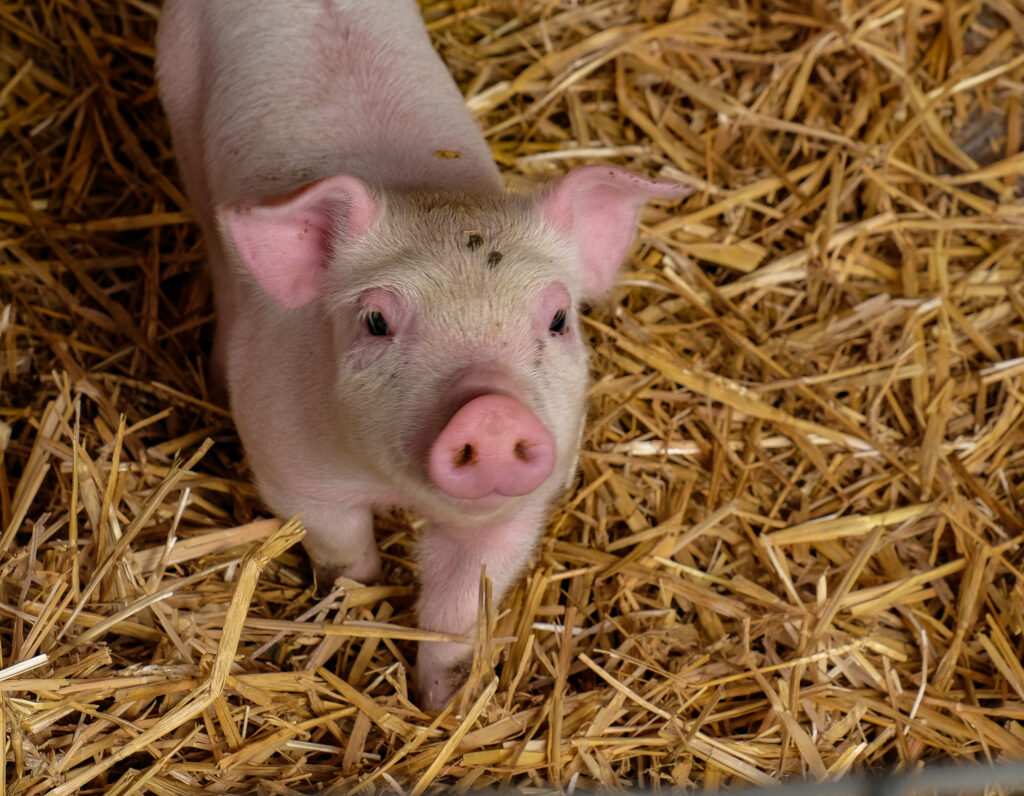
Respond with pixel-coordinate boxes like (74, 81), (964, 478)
(2, 1), (1024, 793)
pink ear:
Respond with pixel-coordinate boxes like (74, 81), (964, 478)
(216, 175), (377, 309)
(543, 166), (691, 295)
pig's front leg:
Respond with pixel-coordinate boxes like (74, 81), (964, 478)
(292, 500), (383, 589)
(414, 507), (546, 710)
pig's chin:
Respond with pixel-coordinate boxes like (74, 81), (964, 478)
(407, 479), (543, 522)
(444, 491), (517, 516)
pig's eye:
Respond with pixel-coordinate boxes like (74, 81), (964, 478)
(548, 308), (568, 336)
(366, 311), (391, 336)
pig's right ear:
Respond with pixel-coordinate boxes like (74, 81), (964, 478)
(216, 175), (377, 309)
(541, 166), (691, 297)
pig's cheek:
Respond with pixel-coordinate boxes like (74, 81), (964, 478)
(563, 326), (584, 351)
(542, 323), (584, 359)
(348, 340), (393, 372)
(547, 338), (590, 432)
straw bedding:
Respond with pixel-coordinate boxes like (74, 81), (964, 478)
(2, 0), (1024, 793)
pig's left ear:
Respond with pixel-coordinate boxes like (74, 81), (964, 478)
(542, 166), (691, 296)
(216, 175), (378, 309)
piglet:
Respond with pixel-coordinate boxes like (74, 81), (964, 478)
(156, 0), (690, 709)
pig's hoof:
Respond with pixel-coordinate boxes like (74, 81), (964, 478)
(415, 655), (470, 712)
(312, 554), (383, 594)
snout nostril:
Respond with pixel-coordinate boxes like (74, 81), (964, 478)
(429, 394), (555, 500)
(453, 443), (476, 468)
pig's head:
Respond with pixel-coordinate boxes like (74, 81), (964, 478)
(217, 166), (689, 521)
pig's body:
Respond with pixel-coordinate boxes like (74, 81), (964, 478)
(157, 0), (688, 709)
(158, 0), (502, 203)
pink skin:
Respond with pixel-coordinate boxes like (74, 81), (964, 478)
(157, 0), (693, 711)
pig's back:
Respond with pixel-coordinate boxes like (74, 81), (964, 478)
(157, 0), (501, 210)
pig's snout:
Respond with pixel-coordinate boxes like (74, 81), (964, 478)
(428, 395), (555, 500)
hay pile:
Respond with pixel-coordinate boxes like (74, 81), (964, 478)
(2, 0), (1024, 793)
